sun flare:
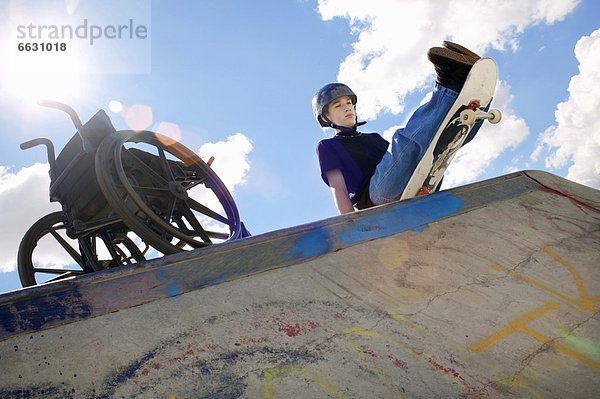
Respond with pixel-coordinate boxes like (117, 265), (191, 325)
(1, 2), (86, 106)
(5, 50), (84, 104)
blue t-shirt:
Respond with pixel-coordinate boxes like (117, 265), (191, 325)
(317, 133), (389, 205)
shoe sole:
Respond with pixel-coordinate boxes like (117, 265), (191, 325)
(427, 47), (476, 67)
(443, 41), (480, 60)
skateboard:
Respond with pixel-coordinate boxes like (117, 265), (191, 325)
(400, 57), (501, 200)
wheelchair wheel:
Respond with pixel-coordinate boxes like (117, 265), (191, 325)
(18, 211), (146, 287)
(95, 130), (243, 255)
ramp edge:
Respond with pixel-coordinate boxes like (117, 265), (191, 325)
(2, 170), (596, 341)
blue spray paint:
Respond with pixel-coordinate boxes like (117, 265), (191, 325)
(286, 226), (332, 261)
(155, 270), (182, 298)
(338, 193), (465, 245)
(0, 287), (91, 334)
(284, 193), (464, 262)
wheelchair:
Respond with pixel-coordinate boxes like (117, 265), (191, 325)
(17, 101), (250, 287)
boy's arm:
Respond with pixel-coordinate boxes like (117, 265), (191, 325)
(325, 169), (355, 214)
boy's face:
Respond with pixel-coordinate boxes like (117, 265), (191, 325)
(325, 95), (356, 129)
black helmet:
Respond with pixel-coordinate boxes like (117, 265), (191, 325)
(312, 83), (358, 127)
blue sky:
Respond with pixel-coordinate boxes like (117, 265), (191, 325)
(0, 0), (598, 293)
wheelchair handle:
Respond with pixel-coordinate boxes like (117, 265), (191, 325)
(37, 99), (85, 137)
(20, 137), (57, 181)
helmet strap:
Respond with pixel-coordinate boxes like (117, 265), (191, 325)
(323, 116), (367, 133)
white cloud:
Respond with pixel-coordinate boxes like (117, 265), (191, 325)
(197, 133), (253, 194)
(195, 133), (254, 236)
(317, 0), (580, 120)
(0, 163), (60, 272)
(443, 81), (529, 187)
(533, 28), (600, 189)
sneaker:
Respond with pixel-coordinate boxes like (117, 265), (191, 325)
(427, 47), (477, 92)
(442, 41), (480, 60)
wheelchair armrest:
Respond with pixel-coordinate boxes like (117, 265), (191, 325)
(20, 137), (53, 151)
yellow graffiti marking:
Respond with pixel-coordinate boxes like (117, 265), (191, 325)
(522, 326), (600, 369)
(387, 309), (411, 325)
(541, 245), (597, 310)
(343, 326), (380, 337)
(260, 363), (346, 399)
(300, 369), (348, 399)
(491, 246), (598, 312)
(474, 245), (600, 371)
(261, 364), (298, 399)
(470, 303), (559, 352)
(470, 302), (600, 369)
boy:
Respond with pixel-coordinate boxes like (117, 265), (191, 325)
(313, 42), (483, 214)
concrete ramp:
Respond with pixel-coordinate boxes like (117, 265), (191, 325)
(0, 170), (598, 398)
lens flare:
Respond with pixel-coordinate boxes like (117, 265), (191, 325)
(124, 103), (153, 131)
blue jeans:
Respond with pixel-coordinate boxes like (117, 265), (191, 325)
(369, 84), (481, 204)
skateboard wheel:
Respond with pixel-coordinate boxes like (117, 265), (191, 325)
(460, 109), (476, 125)
(489, 109), (502, 124)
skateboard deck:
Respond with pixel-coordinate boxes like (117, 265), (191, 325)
(400, 57), (501, 200)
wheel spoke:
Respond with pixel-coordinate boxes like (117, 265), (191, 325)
(43, 272), (85, 284)
(48, 227), (85, 268)
(100, 235), (124, 266)
(32, 268), (83, 275)
(164, 197), (178, 224)
(168, 213), (211, 247)
(186, 197), (230, 225)
(157, 145), (176, 181)
(178, 204), (212, 243)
